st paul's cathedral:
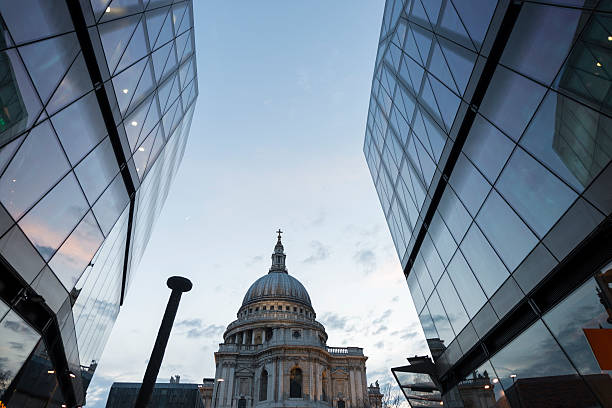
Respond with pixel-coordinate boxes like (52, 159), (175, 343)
(203, 232), (383, 408)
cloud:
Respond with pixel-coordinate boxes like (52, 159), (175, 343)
(373, 325), (387, 335)
(372, 309), (392, 325)
(353, 249), (376, 274)
(400, 330), (418, 340)
(176, 319), (225, 339)
(320, 312), (349, 330)
(9, 342), (24, 350)
(392, 296), (399, 302)
(374, 341), (384, 349)
(302, 241), (329, 264)
(310, 211), (325, 226)
(246, 255), (264, 266)
(176, 319), (203, 328)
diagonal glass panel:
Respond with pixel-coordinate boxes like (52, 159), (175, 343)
(171, 2), (188, 35)
(422, 0), (442, 27)
(115, 20), (147, 74)
(0, 120), (69, 220)
(18, 171), (89, 261)
(176, 2), (192, 35)
(140, 93), (160, 141)
(429, 41), (458, 94)
(98, 14), (140, 74)
(92, 172), (128, 236)
(112, 57), (148, 115)
(410, 0), (430, 27)
(180, 30), (194, 62)
(411, 24), (433, 66)
(48, 211), (103, 291)
(0, 1), (74, 46)
(429, 75), (460, 131)
(438, 0), (474, 50)
(496, 147), (577, 238)
(133, 131), (155, 179)
(52, 92), (107, 165)
(451, 0), (497, 50)
(154, 6), (174, 49)
(46, 54), (93, 116)
(438, 36), (476, 97)
(476, 190), (538, 271)
(74, 137), (119, 205)
(90, 0), (112, 21)
(124, 94), (154, 152)
(145, 6), (170, 49)
(151, 41), (172, 82)
(18, 33), (80, 105)
(100, 0), (143, 24)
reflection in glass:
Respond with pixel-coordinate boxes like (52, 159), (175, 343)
(49, 211), (103, 291)
(19, 172), (89, 261)
(459, 224), (508, 297)
(490, 320), (600, 407)
(476, 190), (538, 271)
(0, 309), (40, 397)
(0, 120), (69, 219)
(496, 147), (577, 238)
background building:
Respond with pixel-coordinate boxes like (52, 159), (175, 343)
(212, 233), (382, 408)
(105, 379), (206, 408)
(364, 0), (612, 407)
(0, 1), (198, 407)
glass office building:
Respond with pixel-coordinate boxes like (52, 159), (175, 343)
(364, 0), (612, 407)
(0, 1), (198, 407)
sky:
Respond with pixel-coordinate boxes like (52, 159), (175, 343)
(86, 1), (429, 405)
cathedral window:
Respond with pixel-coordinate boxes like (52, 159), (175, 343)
(260, 369), (268, 401)
(286, 306), (290, 311)
(270, 305), (274, 310)
(290, 368), (302, 398)
(238, 398), (246, 408)
(292, 330), (301, 338)
(337, 399), (345, 408)
(293, 307), (297, 312)
(255, 307), (259, 311)
(300, 308), (303, 313)
(263, 306), (266, 310)
(322, 370), (328, 402)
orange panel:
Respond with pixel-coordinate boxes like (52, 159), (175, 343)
(583, 328), (612, 370)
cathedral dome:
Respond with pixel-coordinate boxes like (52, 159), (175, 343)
(241, 231), (312, 308)
(242, 272), (312, 307)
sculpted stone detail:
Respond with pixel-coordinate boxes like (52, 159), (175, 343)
(206, 234), (383, 408)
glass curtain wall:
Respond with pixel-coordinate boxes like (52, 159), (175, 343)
(0, 1), (198, 407)
(365, 1), (612, 407)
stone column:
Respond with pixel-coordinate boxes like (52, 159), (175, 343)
(274, 358), (279, 402)
(242, 331), (247, 345)
(349, 368), (357, 405)
(226, 365), (235, 407)
(309, 360), (314, 400)
(278, 359), (284, 401)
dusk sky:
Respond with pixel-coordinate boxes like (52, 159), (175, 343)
(86, 2), (428, 405)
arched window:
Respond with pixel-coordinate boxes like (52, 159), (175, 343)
(260, 369), (268, 401)
(238, 397), (246, 408)
(337, 399), (345, 408)
(289, 367), (302, 398)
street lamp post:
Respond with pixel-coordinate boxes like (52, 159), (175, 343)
(214, 378), (225, 408)
(134, 276), (192, 408)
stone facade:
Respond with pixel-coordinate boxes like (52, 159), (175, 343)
(209, 233), (382, 408)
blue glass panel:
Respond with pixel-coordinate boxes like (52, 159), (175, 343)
(476, 190), (538, 271)
(496, 147), (577, 238)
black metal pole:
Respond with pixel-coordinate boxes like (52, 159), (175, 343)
(134, 276), (192, 408)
